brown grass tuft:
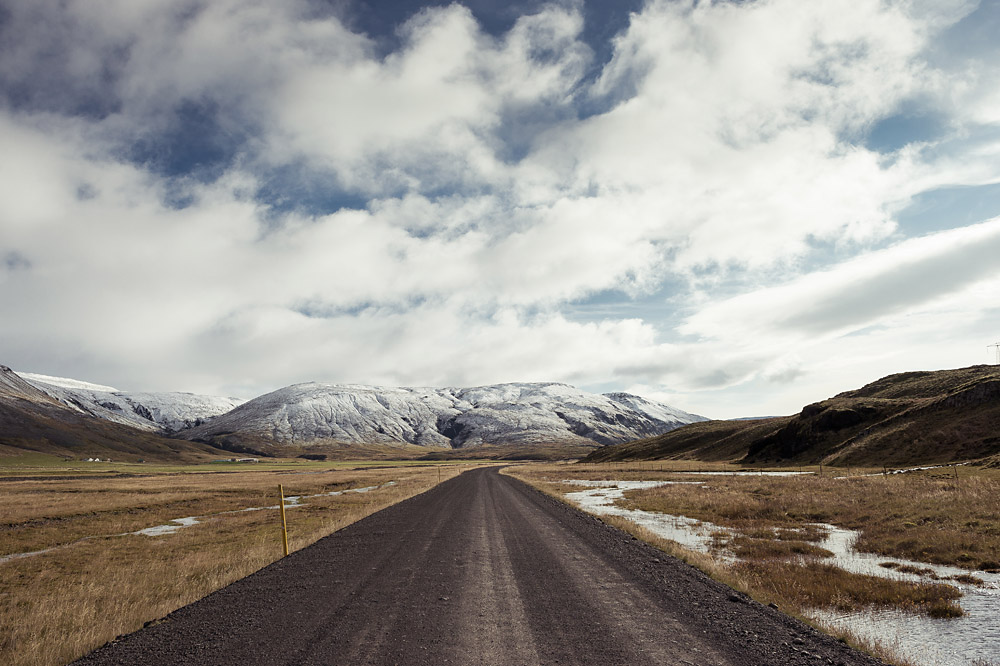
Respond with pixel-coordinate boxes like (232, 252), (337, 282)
(732, 560), (962, 616)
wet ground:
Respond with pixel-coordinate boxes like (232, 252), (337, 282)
(565, 479), (1000, 666)
(0, 483), (393, 562)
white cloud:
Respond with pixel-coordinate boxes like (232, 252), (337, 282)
(2, 0), (998, 420)
(270, 3), (589, 193)
(521, 0), (968, 276)
(660, 219), (1000, 414)
(682, 217), (1000, 342)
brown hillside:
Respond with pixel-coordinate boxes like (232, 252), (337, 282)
(584, 365), (1000, 467)
(583, 417), (788, 463)
(0, 366), (230, 463)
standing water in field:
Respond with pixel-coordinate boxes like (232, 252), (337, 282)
(807, 525), (1000, 666)
(563, 480), (720, 552)
(130, 483), (392, 536)
(0, 483), (397, 564)
(132, 516), (201, 536)
(563, 480), (1000, 666)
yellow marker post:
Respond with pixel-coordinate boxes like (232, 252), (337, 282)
(278, 484), (289, 557)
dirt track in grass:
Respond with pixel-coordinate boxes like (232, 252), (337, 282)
(74, 467), (884, 666)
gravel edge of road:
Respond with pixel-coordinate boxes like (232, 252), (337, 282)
(499, 467), (889, 666)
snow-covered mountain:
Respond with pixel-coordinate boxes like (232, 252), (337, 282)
(180, 382), (706, 449)
(0, 366), (239, 462)
(1, 366), (66, 406)
(20, 372), (244, 434)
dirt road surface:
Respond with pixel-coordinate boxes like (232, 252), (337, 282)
(74, 467), (884, 665)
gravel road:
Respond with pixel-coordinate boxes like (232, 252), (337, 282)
(73, 467), (885, 665)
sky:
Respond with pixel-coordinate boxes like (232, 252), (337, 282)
(2, 0), (1000, 419)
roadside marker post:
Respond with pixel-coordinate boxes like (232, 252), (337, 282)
(278, 484), (289, 557)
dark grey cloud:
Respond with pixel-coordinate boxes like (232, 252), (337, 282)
(777, 224), (1000, 335)
(4, 251), (31, 271)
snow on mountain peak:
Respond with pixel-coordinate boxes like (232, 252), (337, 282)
(6, 366), (706, 452)
(19, 371), (119, 393)
(181, 381), (706, 449)
(20, 373), (244, 433)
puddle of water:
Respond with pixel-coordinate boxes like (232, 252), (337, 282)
(0, 544), (66, 564)
(811, 596), (1000, 666)
(565, 481), (722, 553)
(562, 480), (696, 488)
(817, 524), (1000, 589)
(563, 480), (1000, 666)
(140, 483), (393, 531)
(1, 482), (398, 562)
(132, 516), (201, 537)
(811, 525), (1000, 666)
(846, 463), (972, 479)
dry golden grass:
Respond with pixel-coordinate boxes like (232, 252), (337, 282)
(615, 470), (1000, 571)
(725, 536), (833, 560)
(0, 462), (477, 666)
(732, 560), (962, 618)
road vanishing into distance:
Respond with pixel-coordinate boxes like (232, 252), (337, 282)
(75, 468), (884, 666)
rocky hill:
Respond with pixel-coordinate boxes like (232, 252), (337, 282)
(0, 366), (230, 462)
(584, 365), (1000, 467)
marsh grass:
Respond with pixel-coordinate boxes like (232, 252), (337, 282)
(613, 470), (1000, 570)
(0, 462), (474, 666)
(725, 536), (834, 560)
(733, 560), (963, 617)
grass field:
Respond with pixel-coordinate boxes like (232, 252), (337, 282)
(0, 456), (481, 666)
(519, 460), (1000, 570)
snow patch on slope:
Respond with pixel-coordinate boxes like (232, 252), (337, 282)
(21, 373), (244, 434)
(182, 381), (707, 449)
(0, 366), (66, 405)
(19, 372), (119, 393)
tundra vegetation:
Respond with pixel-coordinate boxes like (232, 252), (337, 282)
(0, 453), (476, 666)
(508, 461), (1000, 664)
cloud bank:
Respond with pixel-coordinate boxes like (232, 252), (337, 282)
(1, 0), (999, 417)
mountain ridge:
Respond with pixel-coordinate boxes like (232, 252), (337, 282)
(0, 366), (231, 462)
(20, 372), (244, 434)
(179, 380), (706, 452)
(2, 366), (706, 459)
